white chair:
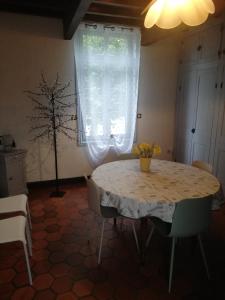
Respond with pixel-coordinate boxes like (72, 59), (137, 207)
(192, 160), (225, 208)
(192, 160), (213, 173)
(0, 216), (32, 285)
(0, 194), (32, 229)
(85, 176), (140, 264)
(146, 197), (212, 293)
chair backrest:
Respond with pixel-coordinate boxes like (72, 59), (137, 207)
(192, 160), (213, 174)
(117, 153), (138, 160)
(169, 197), (212, 237)
(85, 176), (101, 216)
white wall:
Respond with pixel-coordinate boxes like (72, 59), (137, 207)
(137, 38), (180, 161)
(0, 12), (179, 182)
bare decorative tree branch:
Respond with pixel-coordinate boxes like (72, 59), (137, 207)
(25, 73), (77, 197)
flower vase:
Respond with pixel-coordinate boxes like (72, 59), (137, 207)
(140, 157), (151, 172)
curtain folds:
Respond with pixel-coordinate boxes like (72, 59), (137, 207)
(74, 23), (141, 166)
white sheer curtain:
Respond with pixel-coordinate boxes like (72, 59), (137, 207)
(74, 23), (141, 166)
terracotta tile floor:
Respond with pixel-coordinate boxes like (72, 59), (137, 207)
(0, 182), (225, 300)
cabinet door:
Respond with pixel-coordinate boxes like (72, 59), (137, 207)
(181, 24), (222, 65)
(6, 154), (26, 196)
(175, 67), (198, 164)
(181, 33), (200, 65)
(213, 65), (225, 190)
(191, 63), (219, 164)
(199, 24), (222, 63)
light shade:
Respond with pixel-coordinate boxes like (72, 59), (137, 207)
(144, 0), (215, 29)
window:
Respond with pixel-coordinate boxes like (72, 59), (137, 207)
(74, 23), (141, 165)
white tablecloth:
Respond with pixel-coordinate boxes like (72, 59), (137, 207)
(92, 159), (221, 222)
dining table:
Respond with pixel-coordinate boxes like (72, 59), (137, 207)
(92, 159), (223, 223)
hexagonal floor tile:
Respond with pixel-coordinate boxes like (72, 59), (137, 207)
(73, 279), (94, 297)
(11, 286), (35, 300)
(56, 292), (78, 300)
(50, 263), (70, 278)
(33, 273), (54, 290)
(0, 269), (16, 283)
(33, 260), (52, 275)
(93, 282), (114, 300)
(51, 275), (73, 294)
(33, 289), (55, 300)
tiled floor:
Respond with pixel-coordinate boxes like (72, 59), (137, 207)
(0, 182), (225, 300)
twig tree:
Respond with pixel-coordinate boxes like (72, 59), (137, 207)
(25, 73), (76, 197)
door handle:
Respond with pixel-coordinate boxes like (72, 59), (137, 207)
(191, 128), (196, 134)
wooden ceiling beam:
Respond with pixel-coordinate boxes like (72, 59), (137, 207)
(0, 0), (65, 18)
(64, 0), (93, 40)
(84, 13), (142, 27)
(86, 11), (142, 20)
(92, 0), (148, 9)
(214, 0), (225, 16)
(88, 3), (142, 17)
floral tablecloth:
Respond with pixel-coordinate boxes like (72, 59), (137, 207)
(92, 159), (222, 222)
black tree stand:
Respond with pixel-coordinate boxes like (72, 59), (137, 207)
(50, 94), (65, 197)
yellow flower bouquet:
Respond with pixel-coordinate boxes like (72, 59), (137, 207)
(132, 143), (161, 172)
(132, 143), (161, 158)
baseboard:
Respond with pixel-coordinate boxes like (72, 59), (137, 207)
(27, 176), (86, 189)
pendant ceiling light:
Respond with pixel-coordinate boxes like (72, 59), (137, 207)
(143, 0), (215, 29)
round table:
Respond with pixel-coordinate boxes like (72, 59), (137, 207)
(92, 159), (220, 222)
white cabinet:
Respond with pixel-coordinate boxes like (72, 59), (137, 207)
(176, 67), (198, 164)
(176, 63), (219, 165)
(176, 22), (225, 189)
(212, 65), (225, 190)
(180, 24), (222, 65)
(0, 150), (27, 197)
(191, 62), (219, 164)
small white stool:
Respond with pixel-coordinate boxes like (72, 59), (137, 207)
(0, 216), (32, 285)
(0, 194), (32, 229)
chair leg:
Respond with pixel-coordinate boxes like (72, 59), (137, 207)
(23, 242), (32, 285)
(25, 222), (32, 256)
(132, 222), (140, 253)
(26, 202), (32, 229)
(98, 219), (105, 265)
(168, 237), (176, 293)
(198, 234), (210, 279)
(145, 226), (155, 248)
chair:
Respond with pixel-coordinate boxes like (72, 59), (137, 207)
(117, 153), (138, 160)
(192, 160), (213, 173)
(0, 194), (32, 229)
(146, 197), (212, 293)
(192, 160), (224, 208)
(0, 216), (32, 285)
(85, 176), (140, 264)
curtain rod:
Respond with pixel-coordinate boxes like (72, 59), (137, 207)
(84, 23), (133, 31)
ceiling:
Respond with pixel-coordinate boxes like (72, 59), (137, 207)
(0, 0), (225, 43)
(0, 0), (149, 39)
